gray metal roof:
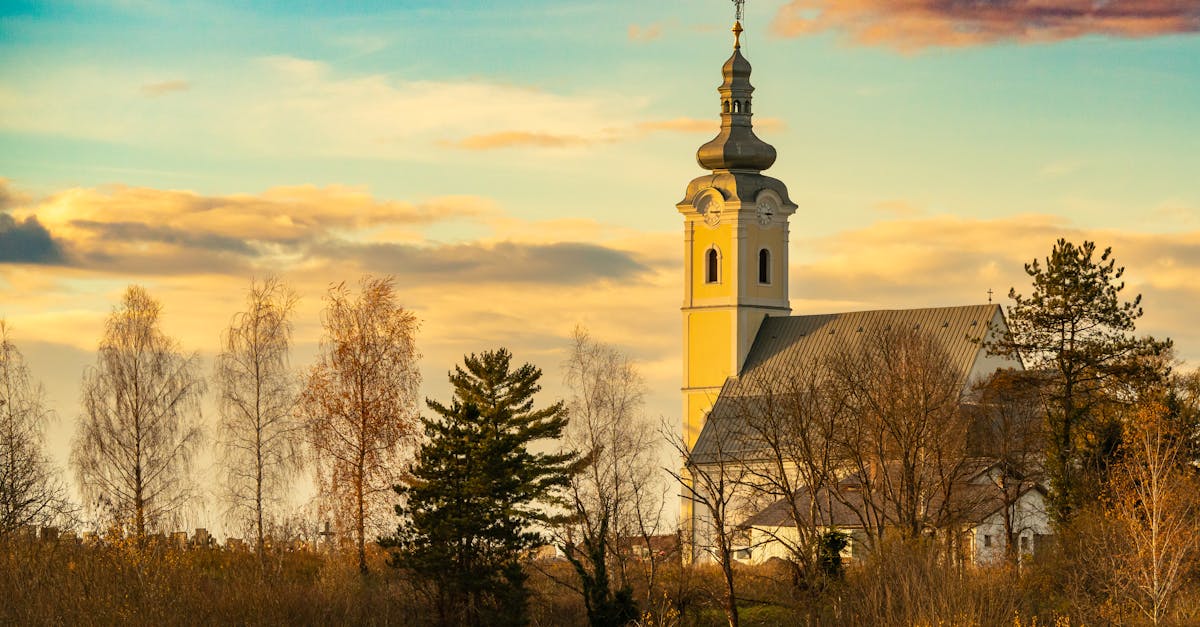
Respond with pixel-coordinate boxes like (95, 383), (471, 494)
(740, 480), (1044, 530)
(690, 304), (1002, 466)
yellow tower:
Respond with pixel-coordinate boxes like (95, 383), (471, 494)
(678, 20), (797, 452)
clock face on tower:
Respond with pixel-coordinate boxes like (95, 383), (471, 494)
(697, 194), (723, 227)
(756, 197), (776, 226)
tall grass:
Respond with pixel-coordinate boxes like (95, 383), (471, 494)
(4, 534), (1196, 625)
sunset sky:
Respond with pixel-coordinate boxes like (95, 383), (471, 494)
(2, 1), (1199, 527)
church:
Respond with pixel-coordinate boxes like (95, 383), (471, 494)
(676, 18), (1050, 565)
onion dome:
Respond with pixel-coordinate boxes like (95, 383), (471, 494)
(696, 21), (777, 172)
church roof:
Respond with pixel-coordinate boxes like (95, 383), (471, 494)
(740, 478), (1045, 530)
(690, 304), (1003, 466)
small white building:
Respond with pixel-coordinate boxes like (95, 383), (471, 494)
(734, 462), (1051, 566)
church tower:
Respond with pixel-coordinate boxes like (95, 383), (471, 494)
(678, 20), (797, 450)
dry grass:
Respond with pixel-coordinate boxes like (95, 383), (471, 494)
(4, 534), (1196, 626)
(0, 535), (428, 626)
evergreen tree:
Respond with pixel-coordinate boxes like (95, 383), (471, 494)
(384, 349), (577, 627)
(990, 239), (1170, 524)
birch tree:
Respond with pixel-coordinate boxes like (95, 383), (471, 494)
(1107, 401), (1200, 625)
(0, 321), (71, 535)
(71, 286), (205, 539)
(561, 327), (664, 624)
(300, 276), (419, 574)
(216, 277), (302, 559)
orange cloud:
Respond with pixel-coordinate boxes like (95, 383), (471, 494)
(24, 184), (489, 243)
(636, 118), (715, 134)
(443, 131), (592, 151)
(793, 213), (1200, 360)
(772, 0), (1200, 50)
(635, 116), (785, 135)
(442, 116), (787, 151)
(140, 80), (190, 97)
(628, 23), (664, 42)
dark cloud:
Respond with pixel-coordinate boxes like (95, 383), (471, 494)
(0, 213), (64, 264)
(70, 220), (259, 255)
(772, 0), (1200, 50)
(331, 240), (650, 285)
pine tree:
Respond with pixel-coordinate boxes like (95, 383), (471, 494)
(990, 239), (1171, 524)
(384, 349), (577, 627)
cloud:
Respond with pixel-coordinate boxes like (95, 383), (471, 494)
(3, 54), (779, 157)
(792, 213), (1200, 362)
(636, 118), (714, 134)
(0, 181), (662, 288)
(0, 178), (28, 210)
(140, 79), (190, 97)
(442, 131), (591, 151)
(1039, 160), (1086, 178)
(5, 184), (493, 275)
(31, 183), (487, 242)
(442, 116), (786, 151)
(0, 56), (635, 160)
(635, 116), (786, 135)
(771, 1), (1200, 50)
(0, 213), (64, 264)
(628, 23), (664, 42)
(329, 240), (651, 284)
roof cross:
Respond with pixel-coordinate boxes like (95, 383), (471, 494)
(733, 0), (745, 23)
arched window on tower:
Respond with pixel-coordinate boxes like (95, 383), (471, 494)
(732, 100), (741, 114)
(706, 247), (720, 284)
(758, 248), (771, 284)
(723, 100), (730, 114)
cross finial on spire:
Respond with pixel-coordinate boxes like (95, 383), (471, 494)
(733, 0), (745, 22)
(987, 288), (994, 303)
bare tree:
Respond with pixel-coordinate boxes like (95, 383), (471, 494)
(0, 321), (72, 536)
(968, 370), (1045, 564)
(560, 326), (666, 622)
(732, 369), (846, 587)
(824, 326), (976, 548)
(215, 277), (302, 561)
(667, 422), (753, 627)
(300, 276), (419, 574)
(71, 286), (205, 539)
(1107, 400), (1200, 625)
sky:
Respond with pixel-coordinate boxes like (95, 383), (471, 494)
(2, 0), (1199, 531)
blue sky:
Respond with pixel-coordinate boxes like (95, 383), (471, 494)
(2, 0), (1199, 528)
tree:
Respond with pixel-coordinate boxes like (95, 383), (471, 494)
(968, 370), (1045, 564)
(732, 368), (844, 590)
(1106, 401), (1200, 625)
(991, 239), (1171, 524)
(385, 349), (577, 627)
(71, 286), (205, 539)
(1163, 368), (1200, 465)
(215, 277), (302, 562)
(300, 276), (419, 574)
(668, 421), (754, 627)
(824, 326), (976, 547)
(0, 321), (71, 536)
(560, 327), (663, 626)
